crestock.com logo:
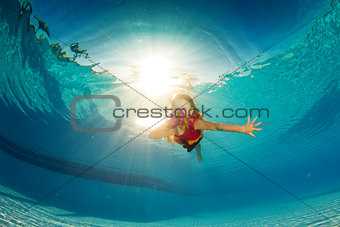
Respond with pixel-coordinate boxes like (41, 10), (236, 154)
(70, 95), (122, 132)
(70, 95), (269, 132)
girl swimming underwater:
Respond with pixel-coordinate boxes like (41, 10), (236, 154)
(148, 93), (262, 163)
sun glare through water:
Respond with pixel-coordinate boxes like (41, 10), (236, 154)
(134, 56), (180, 97)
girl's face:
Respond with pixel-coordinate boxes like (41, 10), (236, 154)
(172, 98), (192, 116)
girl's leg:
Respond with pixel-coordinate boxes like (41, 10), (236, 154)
(195, 143), (202, 163)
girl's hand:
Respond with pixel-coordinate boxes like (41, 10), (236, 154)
(242, 115), (262, 138)
(174, 125), (185, 136)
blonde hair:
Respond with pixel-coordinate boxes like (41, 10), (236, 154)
(165, 93), (203, 145)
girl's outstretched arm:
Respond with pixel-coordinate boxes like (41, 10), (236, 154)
(194, 115), (262, 138)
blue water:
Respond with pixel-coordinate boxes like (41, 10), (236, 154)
(0, 0), (340, 226)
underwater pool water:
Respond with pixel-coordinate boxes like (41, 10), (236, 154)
(0, 0), (340, 226)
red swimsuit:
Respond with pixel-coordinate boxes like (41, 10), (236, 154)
(173, 117), (203, 152)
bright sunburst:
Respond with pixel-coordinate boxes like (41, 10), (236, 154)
(134, 56), (177, 96)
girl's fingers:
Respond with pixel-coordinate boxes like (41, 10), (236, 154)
(250, 133), (255, 138)
(251, 116), (257, 124)
(254, 128), (262, 131)
(247, 115), (250, 123)
(254, 122), (262, 127)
